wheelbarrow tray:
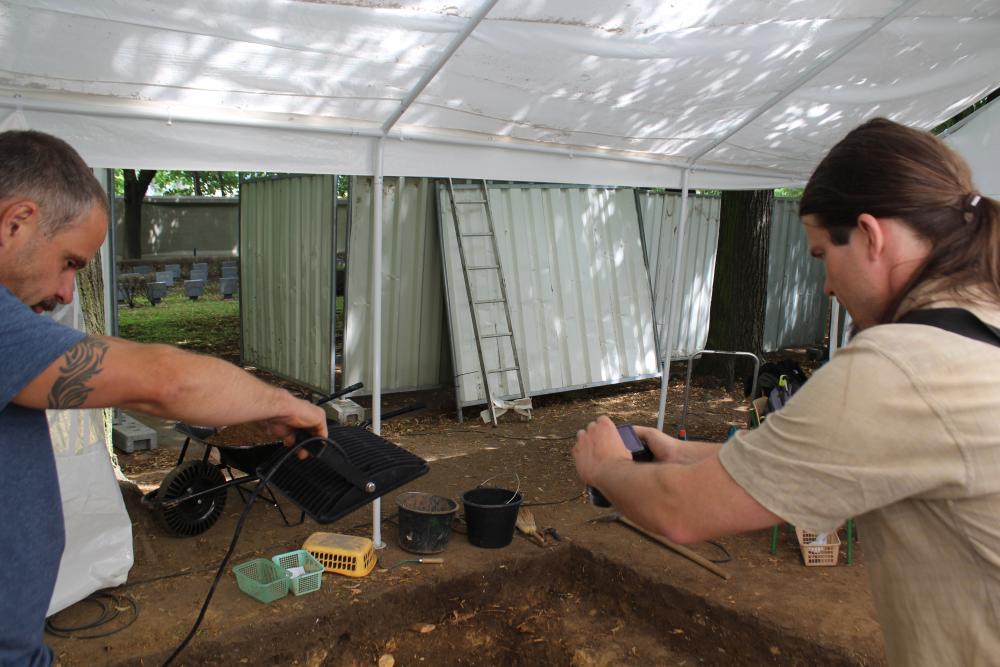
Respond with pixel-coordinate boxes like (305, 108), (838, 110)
(173, 422), (284, 475)
(219, 443), (284, 476)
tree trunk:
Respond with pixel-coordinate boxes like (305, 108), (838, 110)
(122, 170), (156, 259)
(193, 171), (202, 197)
(76, 252), (105, 336)
(699, 190), (773, 389)
(76, 243), (118, 468)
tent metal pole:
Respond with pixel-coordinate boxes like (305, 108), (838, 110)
(688, 0), (920, 164)
(841, 310), (853, 348)
(829, 297), (841, 359)
(0, 94), (384, 140)
(380, 0), (499, 134)
(0, 95), (803, 184)
(656, 168), (692, 431)
(366, 0), (497, 547)
(390, 129), (802, 182)
(102, 169), (118, 338)
(370, 136), (386, 549)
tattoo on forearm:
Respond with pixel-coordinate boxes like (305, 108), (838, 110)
(47, 337), (109, 409)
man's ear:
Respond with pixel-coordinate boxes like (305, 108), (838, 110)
(855, 213), (887, 261)
(0, 200), (39, 248)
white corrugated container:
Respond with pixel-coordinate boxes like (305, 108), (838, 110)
(637, 191), (720, 359)
(439, 183), (659, 408)
(343, 176), (448, 394)
(240, 175), (339, 392)
(764, 198), (828, 352)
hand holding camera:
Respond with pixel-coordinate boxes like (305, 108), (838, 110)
(587, 424), (653, 507)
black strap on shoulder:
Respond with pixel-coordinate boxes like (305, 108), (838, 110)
(896, 308), (1000, 348)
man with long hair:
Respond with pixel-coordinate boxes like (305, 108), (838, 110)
(574, 118), (1000, 665)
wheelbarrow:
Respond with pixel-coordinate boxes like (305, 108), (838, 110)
(142, 383), (427, 537)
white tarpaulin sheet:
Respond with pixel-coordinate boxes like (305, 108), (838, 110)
(2, 1), (998, 188)
(43, 293), (133, 616)
(943, 100), (1000, 199)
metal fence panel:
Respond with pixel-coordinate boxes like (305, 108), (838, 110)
(343, 176), (447, 394)
(764, 198), (827, 351)
(439, 184), (659, 406)
(638, 191), (720, 358)
(240, 175), (337, 392)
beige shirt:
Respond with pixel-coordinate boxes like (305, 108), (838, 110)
(719, 296), (1000, 667)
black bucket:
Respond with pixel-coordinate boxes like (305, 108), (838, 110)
(461, 487), (523, 549)
(396, 492), (459, 554)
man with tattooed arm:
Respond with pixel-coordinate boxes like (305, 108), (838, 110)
(0, 131), (328, 667)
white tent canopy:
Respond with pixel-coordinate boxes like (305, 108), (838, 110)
(943, 98), (1000, 199)
(2, 1), (998, 189)
(4, 0), (998, 547)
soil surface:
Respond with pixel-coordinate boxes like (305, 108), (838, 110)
(51, 375), (886, 666)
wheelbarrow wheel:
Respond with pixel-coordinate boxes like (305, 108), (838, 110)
(152, 460), (228, 537)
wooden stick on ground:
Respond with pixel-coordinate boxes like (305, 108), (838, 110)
(617, 516), (730, 581)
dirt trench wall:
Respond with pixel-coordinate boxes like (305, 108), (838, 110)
(155, 546), (868, 667)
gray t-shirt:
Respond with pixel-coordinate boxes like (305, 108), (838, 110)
(0, 285), (85, 666)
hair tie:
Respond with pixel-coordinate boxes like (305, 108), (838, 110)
(962, 192), (983, 224)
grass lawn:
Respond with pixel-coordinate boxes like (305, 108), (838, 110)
(117, 289), (241, 362)
(117, 290), (345, 365)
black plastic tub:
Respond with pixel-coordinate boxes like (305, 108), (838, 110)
(396, 492), (458, 554)
(461, 487), (523, 549)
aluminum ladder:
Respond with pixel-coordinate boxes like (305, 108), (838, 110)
(444, 179), (531, 425)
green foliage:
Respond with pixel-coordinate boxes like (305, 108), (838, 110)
(933, 87), (1000, 135)
(117, 274), (149, 309)
(114, 171), (351, 198)
(153, 171), (240, 196)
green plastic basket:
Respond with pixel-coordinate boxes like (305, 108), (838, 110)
(233, 558), (290, 604)
(272, 549), (324, 596)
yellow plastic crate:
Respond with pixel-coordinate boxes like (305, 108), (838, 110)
(303, 532), (376, 577)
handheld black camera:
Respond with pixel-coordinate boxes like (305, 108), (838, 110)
(588, 424), (653, 508)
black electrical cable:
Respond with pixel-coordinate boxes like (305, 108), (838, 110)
(45, 592), (139, 639)
(389, 428), (575, 441)
(161, 436), (327, 667)
(522, 491), (586, 507)
(705, 540), (732, 564)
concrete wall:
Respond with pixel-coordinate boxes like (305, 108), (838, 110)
(114, 197), (238, 259)
(115, 196), (349, 260)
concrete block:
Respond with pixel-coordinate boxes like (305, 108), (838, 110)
(322, 398), (366, 426)
(147, 281), (168, 305)
(184, 279), (205, 300)
(220, 276), (238, 299)
(112, 414), (158, 454)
